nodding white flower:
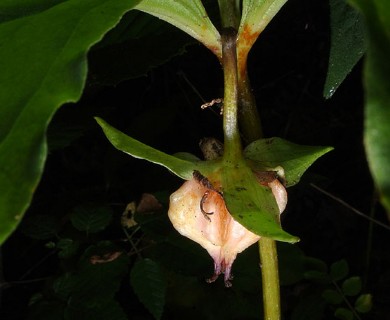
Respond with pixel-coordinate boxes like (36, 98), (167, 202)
(168, 170), (287, 287)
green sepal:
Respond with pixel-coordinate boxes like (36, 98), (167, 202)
(221, 159), (299, 243)
(95, 117), (217, 180)
(244, 137), (333, 187)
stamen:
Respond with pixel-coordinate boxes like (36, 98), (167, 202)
(200, 191), (214, 221)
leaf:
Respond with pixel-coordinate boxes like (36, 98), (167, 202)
(342, 276), (362, 296)
(70, 204), (112, 234)
(70, 242), (129, 302)
(237, 0), (288, 58)
(0, 0), (140, 246)
(334, 307), (354, 320)
(65, 300), (127, 320)
(88, 11), (194, 86)
(303, 270), (331, 284)
(322, 289), (343, 305)
(354, 293), (373, 313)
(57, 238), (80, 259)
(134, 0), (221, 58)
(221, 161), (299, 243)
(19, 214), (59, 240)
(330, 259), (349, 281)
(244, 138), (333, 187)
(130, 258), (167, 320)
(323, 0), (366, 98)
(278, 243), (305, 285)
(291, 293), (327, 320)
(349, 0), (390, 217)
(95, 117), (206, 180)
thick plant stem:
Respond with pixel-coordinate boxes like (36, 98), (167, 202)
(237, 46), (281, 320)
(237, 60), (263, 143)
(218, 0), (240, 29)
(219, 2), (281, 320)
(221, 28), (242, 163)
(259, 238), (281, 320)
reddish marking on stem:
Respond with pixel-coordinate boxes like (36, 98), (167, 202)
(237, 24), (261, 77)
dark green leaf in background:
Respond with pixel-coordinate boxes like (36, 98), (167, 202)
(0, 0), (140, 246)
(349, 0), (390, 218)
(89, 11), (194, 86)
(330, 259), (349, 281)
(20, 214), (59, 240)
(57, 238), (80, 259)
(334, 307), (354, 320)
(324, 0), (366, 98)
(322, 289), (344, 305)
(54, 242), (129, 317)
(354, 293), (373, 313)
(130, 258), (167, 320)
(70, 204), (112, 234)
(342, 276), (362, 296)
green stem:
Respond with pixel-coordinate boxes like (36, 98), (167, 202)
(237, 60), (264, 142)
(236, 29), (280, 320)
(219, 2), (280, 320)
(221, 28), (242, 163)
(217, 0), (241, 29)
(259, 238), (281, 320)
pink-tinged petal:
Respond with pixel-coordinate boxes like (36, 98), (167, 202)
(269, 179), (288, 214)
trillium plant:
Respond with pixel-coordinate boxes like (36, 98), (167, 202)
(95, 0), (332, 318)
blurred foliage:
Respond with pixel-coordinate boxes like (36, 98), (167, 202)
(349, 0), (390, 218)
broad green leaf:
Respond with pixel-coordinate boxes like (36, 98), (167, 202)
(96, 117), (204, 180)
(134, 0), (221, 59)
(70, 204), (112, 234)
(324, 0), (366, 99)
(237, 0), (287, 58)
(0, 0), (140, 246)
(349, 0), (390, 217)
(342, 276), (362, 296)
(244, 138), (333, 187)
(354, 293), (373, 313)
(221, 161), (299, 243)
(330, 259), (349, 281)
(130, 258), (167, 320)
